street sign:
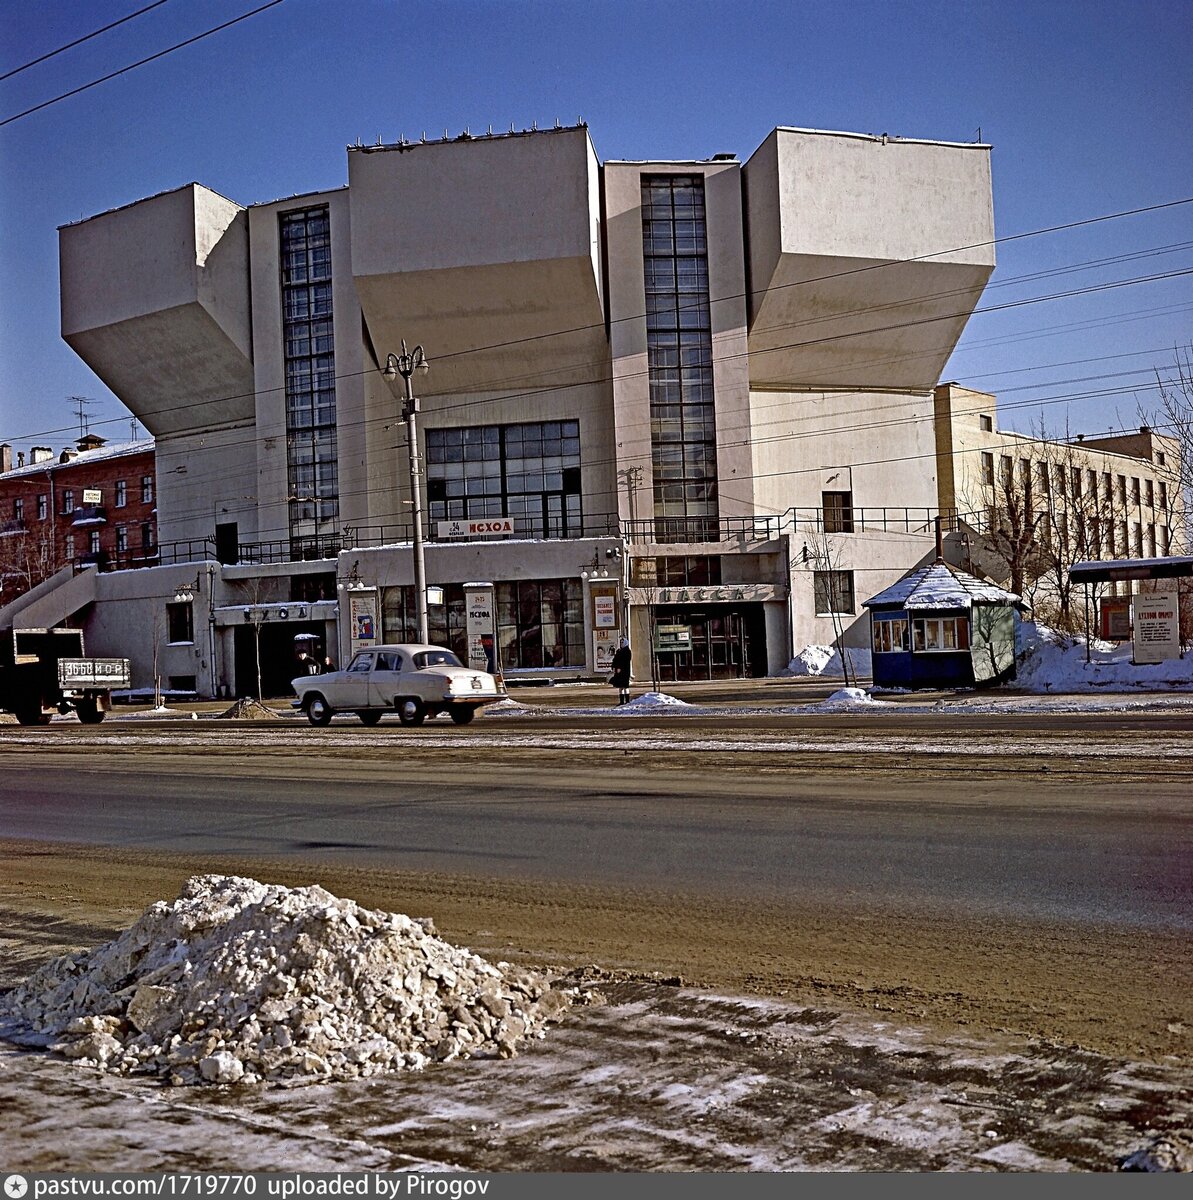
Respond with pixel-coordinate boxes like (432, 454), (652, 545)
(436, 518), (515, 538)
(82, 488), (102, 504)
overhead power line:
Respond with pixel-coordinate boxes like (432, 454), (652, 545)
(0, 0), (285, 128)
(0, 1), (173, 83)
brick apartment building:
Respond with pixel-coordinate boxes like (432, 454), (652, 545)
(0, 434), (157, 609)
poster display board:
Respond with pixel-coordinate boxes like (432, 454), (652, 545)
(591, 585), (618, 629)
(654, 623), (693, 652)
(1133, 589), (1181, 664)
(465, 584), (497, 673)
(1099, 597), (1132, 641)
(348, 590), (379, 657)
(593, 628), (619, 674)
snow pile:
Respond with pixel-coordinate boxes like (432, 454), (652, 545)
(0, 875), (577, 1087)
(813, 688), (888, 711)
(785, 645), (873, 679)
(623, 691), (691, 709)
(1013, 622), (1193, 693)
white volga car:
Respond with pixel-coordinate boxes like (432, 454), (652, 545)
(292, 643), (504, 727)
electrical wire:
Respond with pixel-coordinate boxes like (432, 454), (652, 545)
(0, 0), (285, 128)
(0, 1), (173, 83)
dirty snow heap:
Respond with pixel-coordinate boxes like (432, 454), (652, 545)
(0, 874), (577, 1086)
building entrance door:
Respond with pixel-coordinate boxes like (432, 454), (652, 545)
(650, 603), (766, 680)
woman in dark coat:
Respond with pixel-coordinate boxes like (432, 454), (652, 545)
(609, 637), (632, 706)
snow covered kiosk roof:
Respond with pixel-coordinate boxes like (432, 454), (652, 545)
(863, 561), (1020, 612)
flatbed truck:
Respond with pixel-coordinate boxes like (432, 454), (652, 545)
(0, 626), (131, 725)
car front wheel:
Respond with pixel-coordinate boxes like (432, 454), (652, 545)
(306, 695), (333, 726)
(397, 697), (426, 727)
(449, 706), (475, 726)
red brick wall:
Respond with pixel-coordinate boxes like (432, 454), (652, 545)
(0, 445), (157, 606)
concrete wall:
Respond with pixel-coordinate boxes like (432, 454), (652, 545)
(60, 185), (254, 437)
(348, 128), (606, 397)
(787, 529), (938, 655)
(744, 129), (994, 391)
(750, 387), (938, 517)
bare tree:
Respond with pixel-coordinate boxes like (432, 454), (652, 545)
(1146, 344), (1192, 555)
(0, 529), (56, 610)
(1028, 423), (1127, 637)
(804, 530), (856, 688)
(960, 453), (1047, 598)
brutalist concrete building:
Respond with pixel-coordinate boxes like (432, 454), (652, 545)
(26, 123), (996, 697)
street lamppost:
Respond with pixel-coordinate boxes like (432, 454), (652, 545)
(383, 341), (431, 644)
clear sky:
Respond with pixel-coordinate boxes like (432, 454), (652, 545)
(1, 0), (1190, 460)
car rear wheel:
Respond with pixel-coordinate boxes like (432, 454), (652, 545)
(15, 703), (51, 727)
(306, 695), (333, 727)
(357, 710), (383, 726)
(75, 697), (105, 725)
(449, 706), (475, 726)
(397, 697), (426, 727)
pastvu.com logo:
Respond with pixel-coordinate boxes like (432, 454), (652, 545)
(4, 1176), (29, 1199)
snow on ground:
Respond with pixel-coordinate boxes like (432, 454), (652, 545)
(1013, 621), (1193, 693)
(784, 644), (873, 680)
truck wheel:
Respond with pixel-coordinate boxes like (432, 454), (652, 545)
(449, 706), (475, 726)
(306, 695), (333, 727)
(15, 704), (51, 727)
(397, 697), (426, 727)
(75, 698), (105, 725)
(357, 711), (383, 726)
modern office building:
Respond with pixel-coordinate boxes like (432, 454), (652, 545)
(11, 122), (1005, 696)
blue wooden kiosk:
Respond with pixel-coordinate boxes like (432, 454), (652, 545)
(863, 560), (1022, 690)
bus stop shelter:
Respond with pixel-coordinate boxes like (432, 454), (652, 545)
(1068, 556), (1193, 659)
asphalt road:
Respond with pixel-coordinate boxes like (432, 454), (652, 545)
(2, 707), (1190, 932)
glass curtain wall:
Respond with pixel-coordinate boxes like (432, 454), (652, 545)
(382, 579), (584, 669)
(641, 175), (719, 542)
(280, 207), (338, 555)
(426, 420), (582, 538)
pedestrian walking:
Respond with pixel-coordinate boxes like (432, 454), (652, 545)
(609, 637), (632, 706)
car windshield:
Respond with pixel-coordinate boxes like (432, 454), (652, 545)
(413, 649), (463, 669)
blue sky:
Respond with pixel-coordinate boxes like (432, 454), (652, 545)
(1, 0), (1190, 458)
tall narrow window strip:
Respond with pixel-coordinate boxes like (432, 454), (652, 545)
(280, 206), (338, 551)
(641, 175), (718, 542)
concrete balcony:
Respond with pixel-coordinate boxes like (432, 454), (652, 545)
(348, 127), (606, 396)
(60, 184), (254, 437)
(744, 129), (995, 391)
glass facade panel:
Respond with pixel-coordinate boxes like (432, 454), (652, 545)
(641, 175), (718, 541)
(425, 420), (582, 538)
(280, 206), (339, 549)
